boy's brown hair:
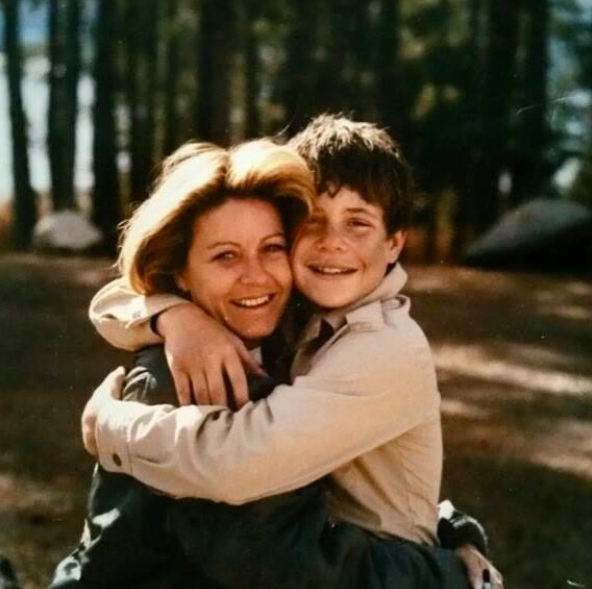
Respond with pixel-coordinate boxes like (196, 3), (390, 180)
(288, 114), (415, 234)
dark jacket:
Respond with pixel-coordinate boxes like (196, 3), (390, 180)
(48, 342), (479, 589)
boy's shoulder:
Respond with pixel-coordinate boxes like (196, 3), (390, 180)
(342, 294), (411, 333)
(324, 295), (427, 359)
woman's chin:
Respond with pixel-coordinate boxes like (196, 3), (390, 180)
(232, 322), (279, 348)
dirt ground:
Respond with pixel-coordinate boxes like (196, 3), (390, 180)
(1, 253), (591, 589)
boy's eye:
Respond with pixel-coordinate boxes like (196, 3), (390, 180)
(347, 218), (372, 228)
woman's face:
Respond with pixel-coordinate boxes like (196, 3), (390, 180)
(176, 198), (292, 348)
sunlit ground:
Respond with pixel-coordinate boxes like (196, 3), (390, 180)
(408, 266), (592, 588)
(1, 255), (591, 589)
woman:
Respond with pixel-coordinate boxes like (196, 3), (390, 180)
(49, 138), (313, 588)
(55, 134), (494, 588)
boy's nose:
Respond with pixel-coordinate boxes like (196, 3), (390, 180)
(317, 224), (346, 251)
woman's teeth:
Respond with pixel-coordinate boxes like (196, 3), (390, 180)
(233, 295), (273, 308)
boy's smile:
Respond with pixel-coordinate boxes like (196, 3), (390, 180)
(291, 187), (405, 310)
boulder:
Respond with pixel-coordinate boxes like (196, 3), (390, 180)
(464, 198), (592, 269)
(33, 210), (103, 253)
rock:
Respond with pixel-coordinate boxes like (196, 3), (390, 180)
(464, 198), (592, 269)
(33, 210), (102, 253)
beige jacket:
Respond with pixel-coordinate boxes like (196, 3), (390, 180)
(92, 266), (442, 544)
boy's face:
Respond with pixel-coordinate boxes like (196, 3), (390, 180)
(291, 187), (405, 310)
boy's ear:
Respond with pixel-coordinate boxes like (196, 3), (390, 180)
(386, 230), (407, 264)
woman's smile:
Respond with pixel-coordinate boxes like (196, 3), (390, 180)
(231, 294), (276, 308)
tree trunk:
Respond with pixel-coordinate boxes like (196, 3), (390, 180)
(242, 0), (261, 138)
(47, 0), (65, 209)
(473, 0), (522, 234)
(4, 0), (37, 249)
(91, 0), (122, 254)
(123, 0), (159, 203)
(374, 0), (403, 133)
(511, 0), (549, 205)
(63, 0), (81, 207)
(47, 0), (79, 211)
(451, 0), (486, 258)
(163, 0), (180, 155)
(195, 0), (235, 143)
(276, 0), (317, 134)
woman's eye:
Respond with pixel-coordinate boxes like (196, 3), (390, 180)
(263, 242), (287, 254)
(213, 251), (237, 262)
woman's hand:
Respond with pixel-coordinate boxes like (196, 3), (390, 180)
(156, 303), (266, 408)
(455, 543), (504, 589)
(81, 367), (126, 456)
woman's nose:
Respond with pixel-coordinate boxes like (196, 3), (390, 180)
(240, 256), (269, 284)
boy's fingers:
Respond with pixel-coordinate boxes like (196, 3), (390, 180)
(191, 373), (209, 406)
(172, 371), (192, 406)
(224, 354), (249, 408)
(205, 365), (228, 407)
(237, 344), (267, 378)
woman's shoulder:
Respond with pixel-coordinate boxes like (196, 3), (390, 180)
(124, 346), (178, 406)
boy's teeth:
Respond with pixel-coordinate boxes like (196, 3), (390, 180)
(235, 295), (271, 307)
(314, 266), (352, 275)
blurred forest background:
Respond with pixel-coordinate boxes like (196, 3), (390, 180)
(1, 0), (591, 260)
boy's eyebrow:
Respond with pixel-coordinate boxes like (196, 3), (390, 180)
(345, 207), (379, 216)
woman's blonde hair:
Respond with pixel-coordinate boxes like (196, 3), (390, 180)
(118, 139), (315, 295)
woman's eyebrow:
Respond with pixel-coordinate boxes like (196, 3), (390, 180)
(207, 232), (286, 249)
(207, 241), (239, 249)
(262, 232), (287, 240)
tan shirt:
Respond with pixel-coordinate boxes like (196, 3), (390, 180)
(92, 266), (442, 544)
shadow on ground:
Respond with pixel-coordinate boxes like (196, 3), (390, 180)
(408, 266), (592, 589)
(1, 255), (591, 589)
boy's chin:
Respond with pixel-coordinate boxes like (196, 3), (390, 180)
(305, 290), (360, 310)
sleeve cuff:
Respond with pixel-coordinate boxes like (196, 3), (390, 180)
(127, 294), (188, 329)
(95, 399), (148, 475)
(437, 500), (489, 556)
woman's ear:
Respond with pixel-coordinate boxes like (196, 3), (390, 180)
(386, 230), (407, 264)
(174, 270), (189, 294)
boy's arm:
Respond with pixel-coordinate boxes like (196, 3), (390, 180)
(89, 278), (186, 350)
(93, 327), (439, 502)
(90, 280), (259, 406)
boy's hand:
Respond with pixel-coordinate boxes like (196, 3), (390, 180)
(81, 367), (126, 456)
(156, 303), (266, 409)
(454, 544), (504, 589)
